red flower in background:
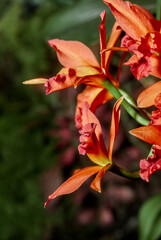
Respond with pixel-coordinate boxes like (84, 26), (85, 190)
(103, 0), (161, 80)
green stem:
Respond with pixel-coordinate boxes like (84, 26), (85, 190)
(110, 146), (154, 179)
(118, 88), (137, 109)
(103, 80), (150, 126)
(147, 145), (153, 157)
(156, 0), (161, 20)
(110, 163), (140, 179)
(119, 88), (151, 120)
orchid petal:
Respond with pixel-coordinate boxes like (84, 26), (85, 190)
(45, 68), (76, 94)
(99, 10), (107, 69)
(81, 102), (104, 143)
(140, 145), (161, 182)
(108, 97), (123, 160)
(123, 54), (138, 66)
(48, 39), (100, 68)
(103, 0), (154, 40)
(130, 126), (161, 146)
(150, 55), (161, 79)
(90, 164), (109, 192)
(130, 56), (151, 80)
(79, 102), (109, 165)
(133, 4), (155, 21)
(74, 75), (104, 88)
(77, 101), (113, 166)
(44, 166), (102, 207)
(78, 122), (109, 166)
(23, 78), (47, 85)
(75, 87), (104, 129)
(74, 66), (100, 78)
(105, 21), (122, 72)
(137, 81), (161, 108)
(75, 86), (113, 129)
(116, 51), (128, 87)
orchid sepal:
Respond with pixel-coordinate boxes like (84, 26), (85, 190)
(23, 78), (47, 85)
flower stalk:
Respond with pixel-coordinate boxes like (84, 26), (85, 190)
(103, 80), (150, 126)
(109, 163), (140, 179)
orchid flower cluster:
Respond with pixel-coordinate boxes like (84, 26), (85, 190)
(24, 0), (161, 207)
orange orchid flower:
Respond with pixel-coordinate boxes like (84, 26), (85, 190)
(137, 81), (161, 108)
(130, 89), (161, 147)
(137, 83), (161, 126)
(24, 11), (122, 120)
(130, 89), (161, 181)
(44, 97), (123, 207)
(103, 0), (161, 80)
(75, 86), (114, 128)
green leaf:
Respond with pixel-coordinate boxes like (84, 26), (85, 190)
(150, 214), (161, 240)
(156, 0), (161, 20)
(138, 192), (161, 240)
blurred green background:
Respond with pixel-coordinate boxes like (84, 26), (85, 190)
(1, 0), (161, 240)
